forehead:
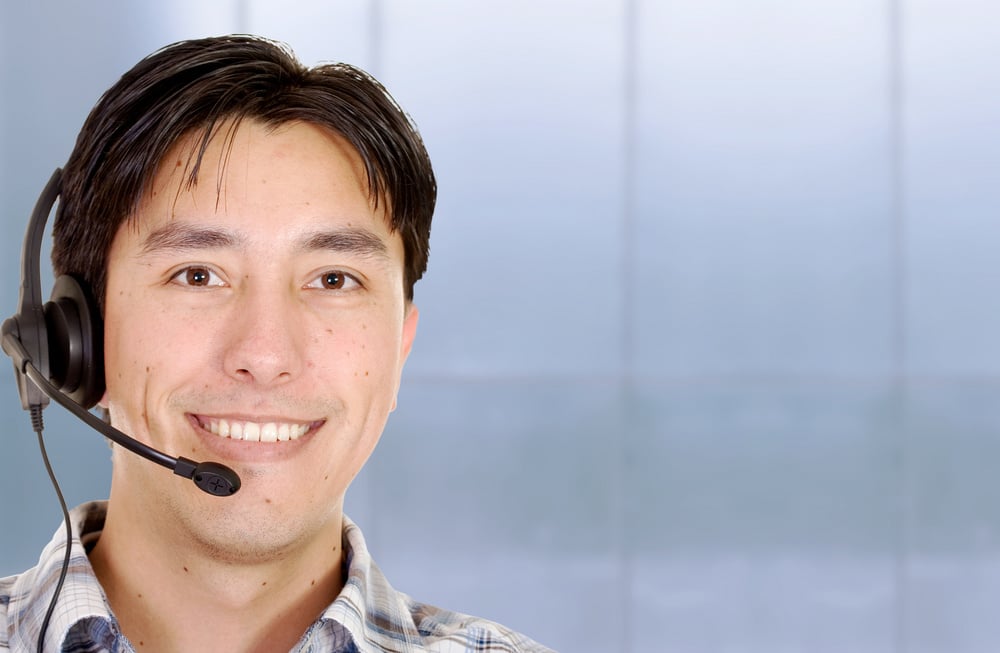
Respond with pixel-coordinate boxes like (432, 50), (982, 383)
(113, 119), (405, 266)
(148, 119), (372, 209)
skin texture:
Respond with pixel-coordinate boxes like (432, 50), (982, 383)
(88, 119), (419, 652)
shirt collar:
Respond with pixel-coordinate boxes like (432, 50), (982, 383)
(316, 516), (424, 652)
(7, 501), (119, 652)
(8, 504), (425, 653)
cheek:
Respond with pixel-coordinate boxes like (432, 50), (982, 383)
(314, 319), (402, 384)
(103, 326), (155, 426)
(103, 298), (184, 398)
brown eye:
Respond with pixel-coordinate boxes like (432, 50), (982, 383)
(321, 271), (344, 289)
(306, 270), (360, 292)
(186, 267), (210, 286)
(171, 266), (223, 287)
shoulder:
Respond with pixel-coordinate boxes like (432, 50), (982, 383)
(407, 597), (556, 653)
(1, 563), (44, 652)
(338, 517), (555, 652)
(1, 573), (15, 650)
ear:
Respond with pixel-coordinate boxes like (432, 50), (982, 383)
(400, 303), (419, 363)
(391, 303), (419, 412)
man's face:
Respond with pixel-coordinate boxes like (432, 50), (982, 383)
(101, 119), (417, 558)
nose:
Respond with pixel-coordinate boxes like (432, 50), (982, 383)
(221, 284), (304, 386)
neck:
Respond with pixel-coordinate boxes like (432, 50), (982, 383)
(89, 482), (346, 653)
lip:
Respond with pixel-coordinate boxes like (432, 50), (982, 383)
(186, 413), (324, 463)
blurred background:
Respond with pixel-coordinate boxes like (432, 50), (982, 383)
(2, 1), (1000, 651)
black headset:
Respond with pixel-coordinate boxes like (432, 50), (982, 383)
(3, 169), (104, 411)
(1, 169), (241, 653)
(1, 168), (240, 496)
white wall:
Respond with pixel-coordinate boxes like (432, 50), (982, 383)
(2, 2), (1000, 651)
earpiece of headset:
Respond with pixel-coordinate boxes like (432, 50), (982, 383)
(2, 168), (105, 410)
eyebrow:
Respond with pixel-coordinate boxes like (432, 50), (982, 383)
(140, 223), (244, 255)
(139, 222), (389, 260)
(299, 228), (389, 259)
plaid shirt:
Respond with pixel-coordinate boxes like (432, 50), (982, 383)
(1, 502), (554, 652)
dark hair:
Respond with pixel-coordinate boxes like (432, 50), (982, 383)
(53, 34), (436, 307)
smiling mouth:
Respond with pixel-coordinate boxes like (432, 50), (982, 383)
(194, 416), (321, 443)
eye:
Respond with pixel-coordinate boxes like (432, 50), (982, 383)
(306, 270), (361, 291)
(170, 266), (225, 288)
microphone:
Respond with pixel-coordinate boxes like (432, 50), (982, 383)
(1, 324), (240, 496)
(2, 168), (239, 497)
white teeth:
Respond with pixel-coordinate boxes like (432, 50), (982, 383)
(243, 422), (261, 442)
(261, 423), (278, 443)
(203, 417), (309, 443)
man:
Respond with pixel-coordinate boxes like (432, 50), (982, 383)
(1, 35), (552, 652)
